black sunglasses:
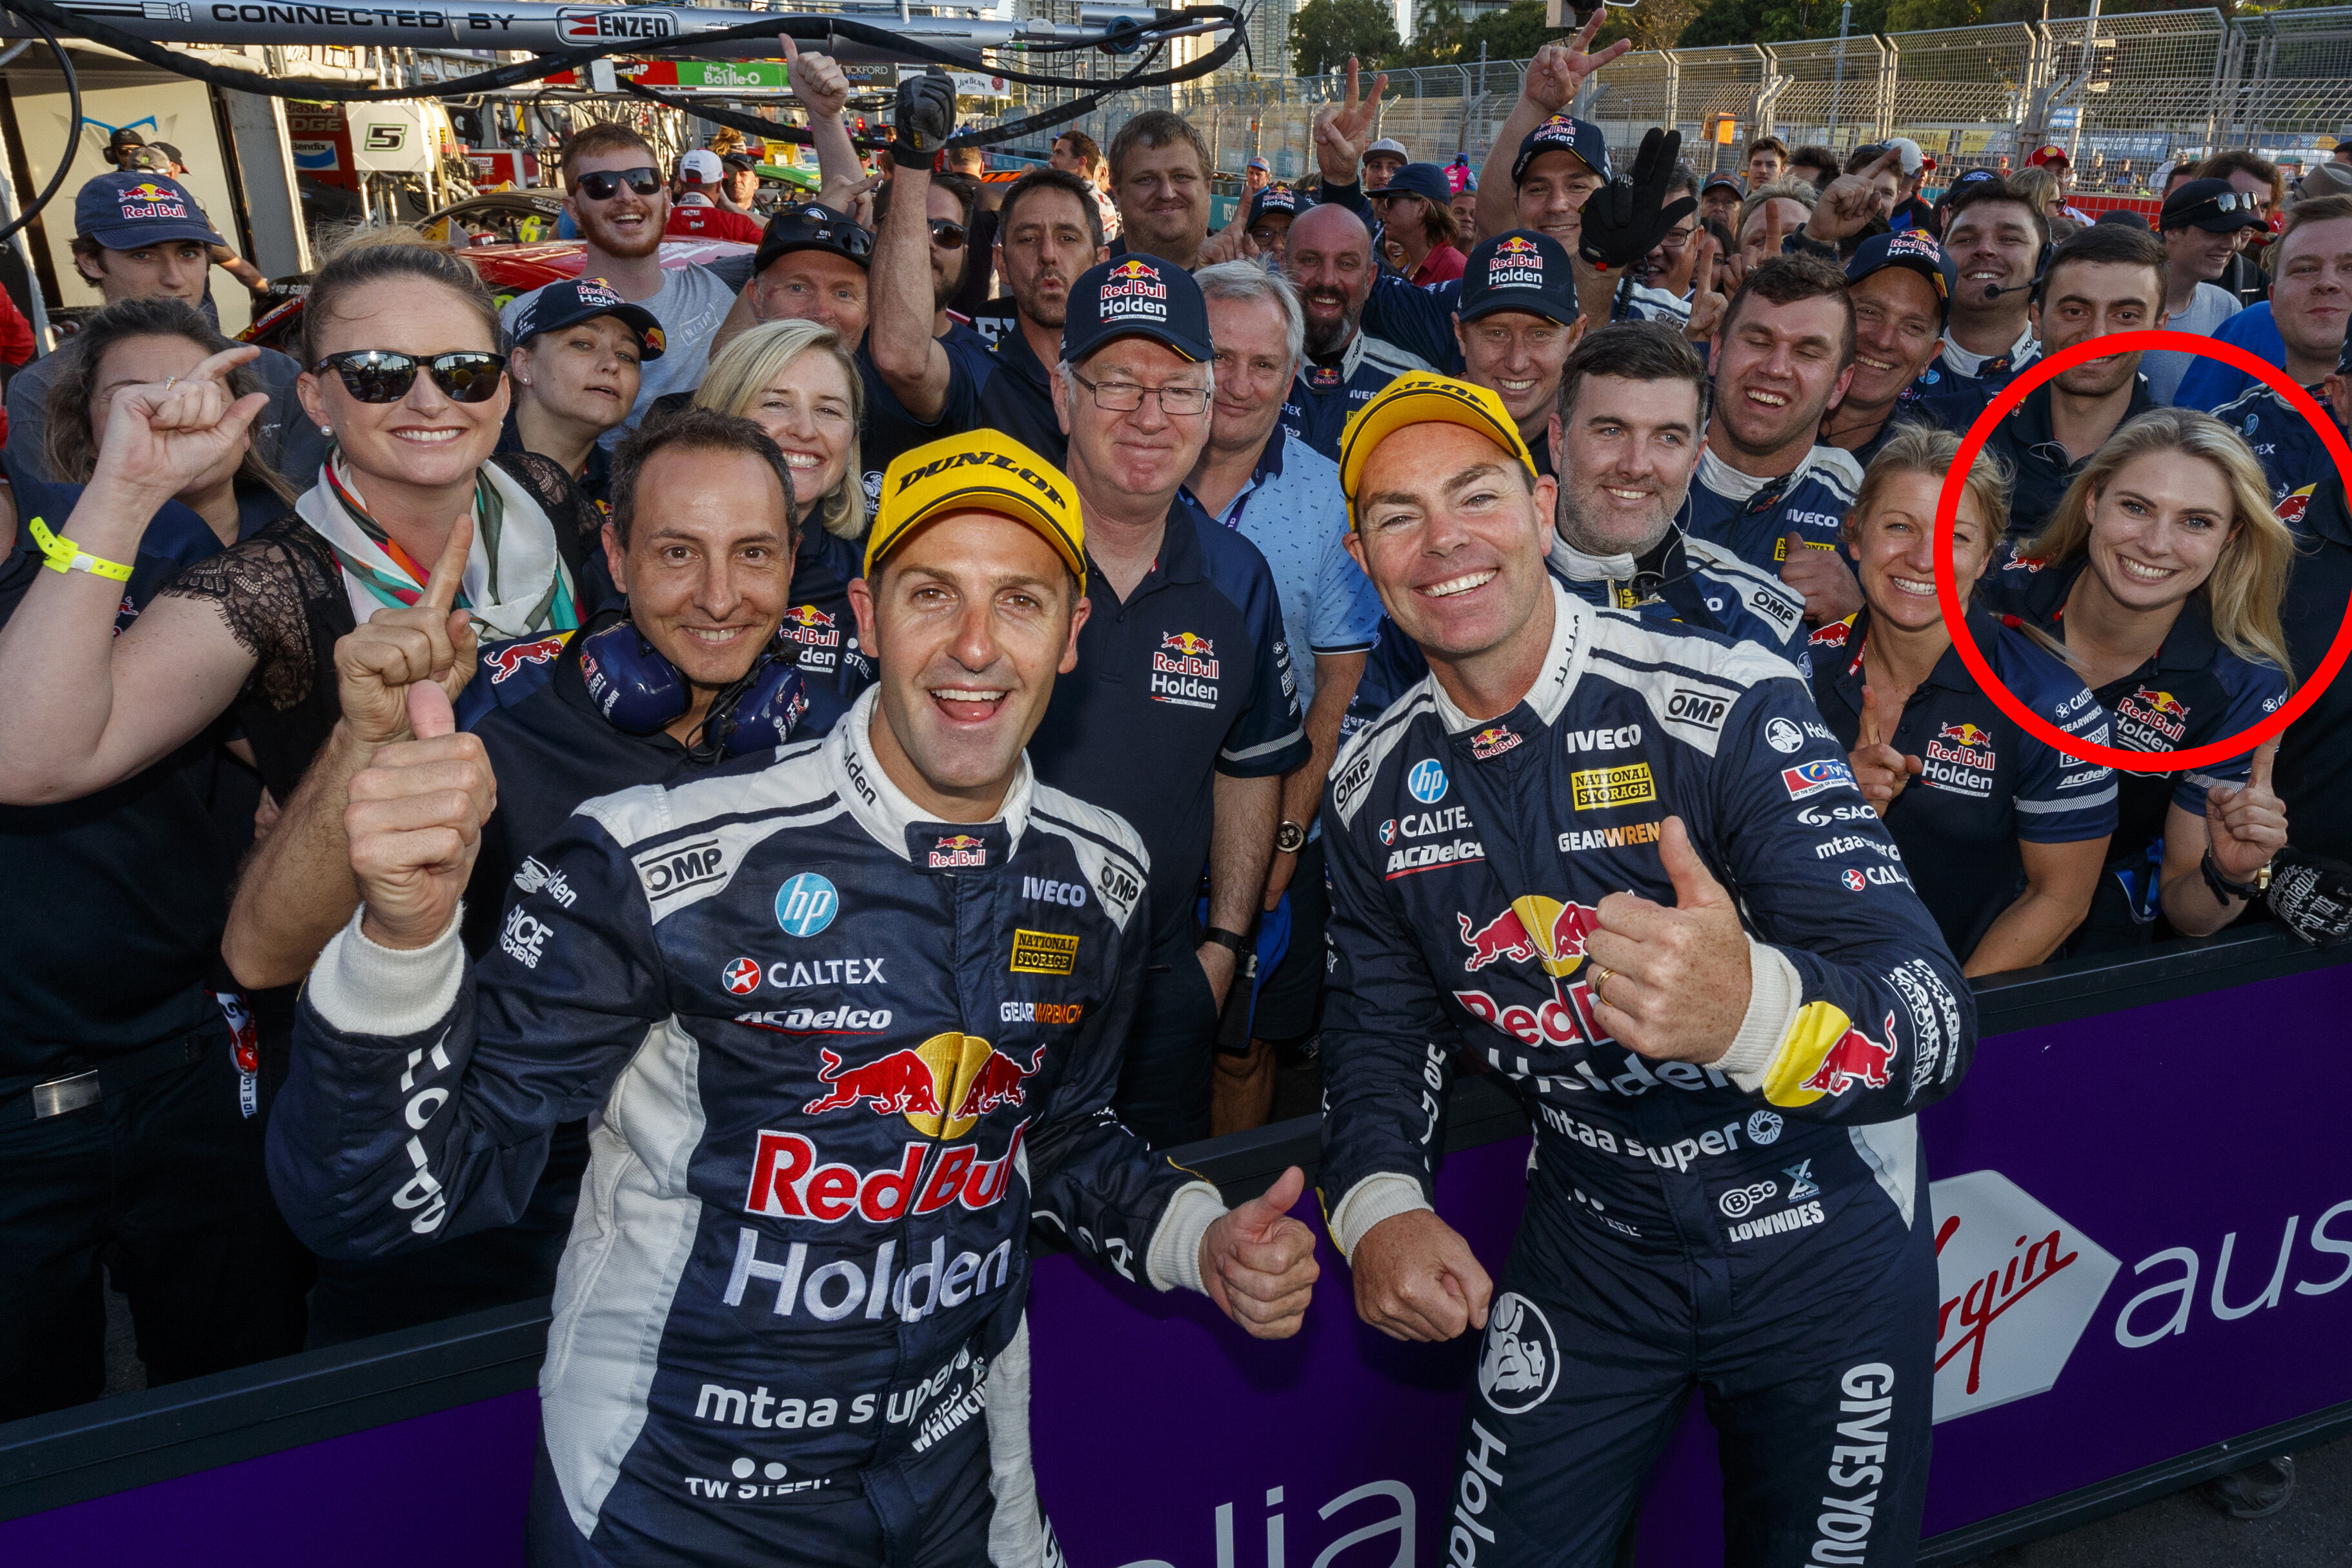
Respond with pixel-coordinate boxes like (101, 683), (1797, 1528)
(312, 350), (509, 405)
(574, 166), (663, 202)
(929, 218), (968, 250)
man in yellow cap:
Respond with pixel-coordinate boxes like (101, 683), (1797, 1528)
(1318, 374), (1974, 1565)
(268, 428), (1321, 1566)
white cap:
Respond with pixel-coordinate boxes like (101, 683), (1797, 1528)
(679, 148), (724, 183)
(1884, 137), (1933, 176)
(1366, 137), (1408, 159)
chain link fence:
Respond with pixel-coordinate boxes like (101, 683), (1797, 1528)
(1034, 4), (2352, 196)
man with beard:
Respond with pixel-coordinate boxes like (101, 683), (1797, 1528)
(876, 170), (992, 367)
(1025, 258), (1307, 1147)
(1684, 254), (1866, 623)
(1918, 175), (2047, 394)
(503, 124), (736, 442)
(1106, 111), (1214, 266)
(1278, 203), (1435, 461)
(1976, 224), (2164, 539)
(1814, 234), (1964, 469)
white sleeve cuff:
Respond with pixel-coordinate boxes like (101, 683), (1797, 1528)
(306, 905), (467, 1038)
(1329, 1173), (1434, 1261)
(1713, 938), (1804, 1092)
(1144, 1181), (1227, 1294)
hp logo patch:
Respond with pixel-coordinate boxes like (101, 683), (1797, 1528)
(1407, 758), (1448, 804)
(774, 872), (839, 938)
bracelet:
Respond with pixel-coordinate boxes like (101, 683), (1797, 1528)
(1201, 926), (1251, 959)
(26, 516), (134, 582)
(2200, 846), (2271, 904)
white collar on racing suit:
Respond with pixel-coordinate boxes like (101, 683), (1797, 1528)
(1940, 320), (2039, 379)
(828, 686), (1036, 861)
(1426, 578), (1595, 736)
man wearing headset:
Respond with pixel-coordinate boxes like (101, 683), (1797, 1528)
(1918, 174), (2049, 394)
(265, 426), (1319, 1567)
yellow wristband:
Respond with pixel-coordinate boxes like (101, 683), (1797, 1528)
(26, 516), (134, 583)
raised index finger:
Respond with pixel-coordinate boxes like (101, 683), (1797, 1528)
(1766, 199), (1785, 253)
(1343, 55), (1360, 110)
(421, 512), (474, 614)
(2251, 734), (2281, 790)
(188, 343), (261, 385)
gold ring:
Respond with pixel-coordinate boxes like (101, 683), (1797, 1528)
(1590, 964), (1616, 1008)
(162, 375), (180, 391)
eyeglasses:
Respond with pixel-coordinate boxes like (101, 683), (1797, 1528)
(1070, 368), (1210, 416)
(929, 219), (968, 250)
(312, 350), (508, 404)
(574, 166), (663, 202)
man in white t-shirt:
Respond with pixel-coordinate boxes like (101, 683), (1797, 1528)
(2144, 176), (2260, 404)
(499, 123), (734, 445)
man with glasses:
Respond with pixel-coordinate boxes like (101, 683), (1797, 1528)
(504, 123), (736, 441)
(1614, 165), (1702, 329)
(2145, 176), (2260, 403)
(1024, 258), (1309, 1147)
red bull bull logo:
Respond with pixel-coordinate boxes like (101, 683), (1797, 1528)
(929, 833), (989, 870)
(1161, 630), (1214, 658)
(1798, 1012), (1898, 1096)
(779, 603), (841, 650)
(1765, 1003), (1898, 1106)
(1100, 258), (1170, 321)
(117, 182), (190, 220)
(2120, 686), (2189, 743)
(1152, 631), (1221, 692)
(805, 1032), (1046, 1138)
(1937, 722), (1992, 751)
(1495, 235), (1541, 256)
(743, 1123), (1026, 1221)
(1470, 724), (1522, 761)
(486, 633), (570, 684)
(784, 604), (836, 629)
(1108, 258), (1156, 280)
(1457, 896), (1599, 978)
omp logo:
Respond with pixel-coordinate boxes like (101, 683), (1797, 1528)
(1930, 1171), (2120, 1422)
(639, 839), (726, 900)
(1666, 687), (1731, 730)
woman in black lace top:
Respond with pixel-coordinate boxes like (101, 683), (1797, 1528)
(0, 239), (602, 810)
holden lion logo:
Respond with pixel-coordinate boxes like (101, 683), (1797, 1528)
(1929, 1170), (2121, 1422)
(804, 1032), (1047, 1139)
(1478, 1292), (1558, 1414)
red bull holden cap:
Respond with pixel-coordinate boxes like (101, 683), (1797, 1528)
(508, 276), (668, 360)
(867, 430), (1087, 590)
(1336, 374), (1537, 528)
(1512, 115), (1611, 188)
(1458, 228), (1580, 329)
(1844, 230), (1960, 327)
(75, 170), (223, 251)
(1061, 255), (1214, 366)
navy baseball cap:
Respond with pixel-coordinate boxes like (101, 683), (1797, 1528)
(1512, 116), (1611, 186)
(2162, 176), (2266, 234)
(1702, 172), (1746, 197)
(1458, 229), (1579, 328)
(75, 171), (223, 250)
(753, 203), (873, 274)
(510, 276), (667, 360)
(1845, 231), (1959, 326)
(1248, 185), (1300, 228)
(1374, 162), (1454, 207)
(1062, 255), (1212, 363)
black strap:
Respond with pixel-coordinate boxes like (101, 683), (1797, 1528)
(1, 1030), (212, 1127)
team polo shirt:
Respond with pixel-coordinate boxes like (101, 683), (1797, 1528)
(782, 513), (874, 737)
(1176, 427), (1382, 718)
(1680, 443), (1865, 579)
(1976, 548), (2287, 867)
(2274, 474), (2352, 864)
(1976, 376), (2158, 541)
(1809, 607), (2116, 960)
(1278, 327), (1434, 462)
(1026, 505), (1309, 953)
(973, 317), (1070, 470)
(2208, 382), (2340, 512)
(854, 344), (983, 514)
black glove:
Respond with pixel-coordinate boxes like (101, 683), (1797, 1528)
(892, 68), (958, 160)
(1578, 126), (1698, 273)
(2267, 847), (2352, 947)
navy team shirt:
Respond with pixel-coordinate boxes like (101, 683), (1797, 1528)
(1809, 606), (2117, 960)
(1027, 505), (1310, 956)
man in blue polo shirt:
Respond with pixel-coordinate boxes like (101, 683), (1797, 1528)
(1279, 201), (1434, 461)
(1025, 257), (1311, 1148)
(1186, 261), (1385, 1132)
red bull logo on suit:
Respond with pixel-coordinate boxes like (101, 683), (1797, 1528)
(803, 1032), (1047, 1138)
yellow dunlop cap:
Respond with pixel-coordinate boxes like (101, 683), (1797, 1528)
(866, 432), (1087, 590)
(1337, 373), (1538, 528)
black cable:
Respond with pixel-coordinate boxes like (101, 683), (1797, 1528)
(0, 0), (1240, 105)
(0, 12), (77, 248)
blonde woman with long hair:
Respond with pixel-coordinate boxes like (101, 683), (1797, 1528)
(1980, 407), (2292, 949)
(1814, 425), (2115, 976)
(693, 317), (872, 732)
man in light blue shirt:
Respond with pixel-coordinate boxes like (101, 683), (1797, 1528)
(1184, 261), (1385, 1134)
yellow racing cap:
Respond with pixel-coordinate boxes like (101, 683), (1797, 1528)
(865, 432), (1087, 590)
(1337, 373), (1539, 528)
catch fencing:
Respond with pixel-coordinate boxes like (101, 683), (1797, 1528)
(1021, 5), (2352, 194)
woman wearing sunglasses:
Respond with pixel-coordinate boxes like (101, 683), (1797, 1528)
(1977, 408), (2295, 952)
(692, 317), (872, 734)
(0, 235), (602, 814)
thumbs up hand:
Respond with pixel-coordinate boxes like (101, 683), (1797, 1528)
(1778, 529), (1863, 624)
(2205, 735), (2287, 886)
(347, 610), (498, 953)
(1583, 816), (1753, 1064)
(1198, 1165), (1322, 1340)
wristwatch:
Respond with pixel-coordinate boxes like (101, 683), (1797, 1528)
(1274, 819), (1308, 855)
(1201, 926), (1251, 959)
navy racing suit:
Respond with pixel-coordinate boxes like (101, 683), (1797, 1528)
(268, 690), (1224, 1567)
(1319, 582), (1975, 1567)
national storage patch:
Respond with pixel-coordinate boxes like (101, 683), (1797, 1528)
(1009, 929), (1080, 975)
(1570, 763), (1656, 810)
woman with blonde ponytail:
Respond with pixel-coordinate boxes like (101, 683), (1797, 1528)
(1980, 407), (2293, 949)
